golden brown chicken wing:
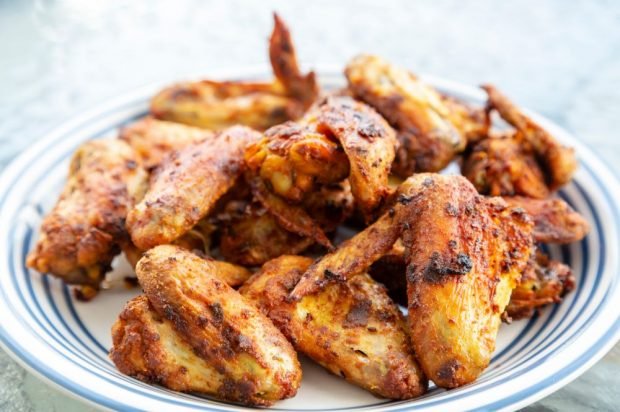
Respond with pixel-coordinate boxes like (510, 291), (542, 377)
(503, 196), (590, 244)
(27, 139), (147, 295)
(150, 14), (318, 131)
(290, 174), (431, 299)
(119, 117), (212, 170)
(240, 255), (427, 399)
(111, 245), (301, 406)
(461, 131), (550, 198)
(345, 55), (485, 176)
(401, 177), (533, 388)
(127, 126), (260, 250)
(111, 295), (233, 394)
(483, 85), (577, 190)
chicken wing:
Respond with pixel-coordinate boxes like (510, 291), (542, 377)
(240, 255), (427, 399)
(127, 126), (260, 250)
(503, 196), (589, 244)
(119, 117), (212, 170)
(483, 85), (577, 190)
(345, 55), (485, 176)
(461, 131), (550, 198)
(401, 176), (533, 388)
(27, 139), (147, 295)
(111, 245), (302, 406)
(150, 14), (317, 131)
(504, 250), (575, 321)
(246, 96), (396, 222)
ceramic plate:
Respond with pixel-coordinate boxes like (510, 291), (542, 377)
(0, 68), (619, 411)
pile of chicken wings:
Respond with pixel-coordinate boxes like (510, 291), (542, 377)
(27, 14), (589, 406)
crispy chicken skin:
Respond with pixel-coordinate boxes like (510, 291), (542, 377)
(313, 96), (397, 221)
(249, 177), (334, 248)
(246, 96), (396, 222)
(505, 250), (575, 321)
(240, 256), (427, 399)
(345, 55), (484, 176)
(119, 117), (212, 170)
(27, 139), (147, 291)
(483, 85), (577, 190)
(504, 196), (590, 244)
(127, 126), (260, 250)
(401, 177), (533, 388)
(111, 296), (231, 394)
(114, 245), (301, 406)
(291, 174), (533, 388)
(462, 132), (550, 198)
(150, 14), (317, 131)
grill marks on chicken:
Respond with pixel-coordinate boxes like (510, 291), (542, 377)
(111, 245), (301, 406)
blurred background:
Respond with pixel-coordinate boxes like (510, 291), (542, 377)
(0, 0), (619, 411)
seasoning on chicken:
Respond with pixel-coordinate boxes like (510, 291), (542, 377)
(504, 250), (575, 321)
(110, 245), (301, 406)
(291, 174), (534, 388)
(241, 255), (427, 399)
(27, 139), (147, 299)
(119, 117), (213, 170)
(126, 126), (260, 250)
(345, 54), (486, 176)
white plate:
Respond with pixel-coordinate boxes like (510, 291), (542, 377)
(0, 68), (619, 411)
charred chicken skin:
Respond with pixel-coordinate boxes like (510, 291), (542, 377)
(463, 86), (578, 197)
(110, 245), (301, 406)
(246, 95), (396, 225)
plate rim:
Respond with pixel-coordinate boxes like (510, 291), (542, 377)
(1, 65), (619, 412)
